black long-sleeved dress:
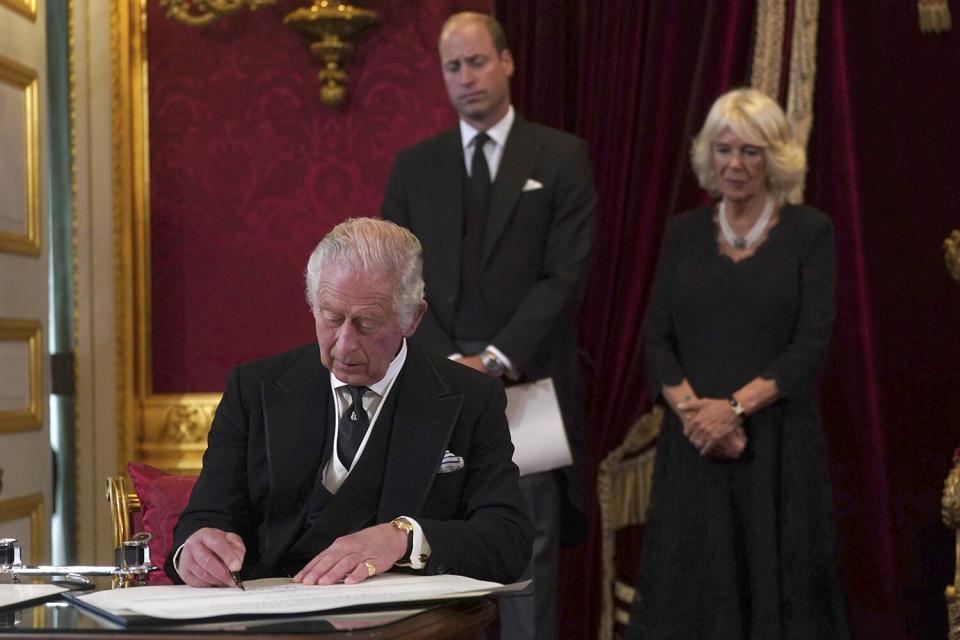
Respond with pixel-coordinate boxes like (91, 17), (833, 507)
(628, 204), (848, 639)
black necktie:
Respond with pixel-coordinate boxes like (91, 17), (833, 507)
(470, 132), (492, 209)
(337, 385), (370, 469)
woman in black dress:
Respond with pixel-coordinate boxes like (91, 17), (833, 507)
(628, 88), (848, 639)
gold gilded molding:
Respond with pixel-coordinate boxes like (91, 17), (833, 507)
(113, 0), (221, 474)
(160, 0), (276, 27)
(0, 493), (44, 564)
(0, 0), (37, 21)
(141, 395), (220, 472)
(68, 0), (82, 549)
(0, 318), (43, 434)
(0, 54), (41, 256)
(945, 230), (960, 282)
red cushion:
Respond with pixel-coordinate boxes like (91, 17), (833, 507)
(126, 461), (197, 584)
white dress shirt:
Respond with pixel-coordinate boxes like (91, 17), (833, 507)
(459, 104), (515, 181)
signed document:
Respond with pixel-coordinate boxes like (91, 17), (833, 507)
(75, 574), (521, 621)
(505, 378), (573, 476)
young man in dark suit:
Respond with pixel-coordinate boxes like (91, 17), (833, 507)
(166, 218), (531, 587)
(381, 12), (596, 640)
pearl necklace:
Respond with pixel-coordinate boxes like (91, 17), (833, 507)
(718, 195), (774, 250)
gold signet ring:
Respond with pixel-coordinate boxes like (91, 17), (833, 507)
(363, 560), (376, 578)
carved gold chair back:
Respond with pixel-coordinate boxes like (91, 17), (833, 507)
(597, 405), (663, 640)
(943, 452), (960, 639)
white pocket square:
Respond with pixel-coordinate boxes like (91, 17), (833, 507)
(438, 450), (465, 473)
(522, 178), (543, 192)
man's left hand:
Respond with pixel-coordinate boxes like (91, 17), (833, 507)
(293, 523), (408, 586)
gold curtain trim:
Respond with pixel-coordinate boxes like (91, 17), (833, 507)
(945, 230), (960, 282)
(919, 0), (952, 33)
(785, 0), (820, 204)
(750, 0), (786, 100)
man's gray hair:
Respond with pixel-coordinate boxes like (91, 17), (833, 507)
(305, 218), (425, 327)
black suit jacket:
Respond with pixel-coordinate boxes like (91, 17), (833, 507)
(166, 340), (532, 584)
(382, 117), (596, 546)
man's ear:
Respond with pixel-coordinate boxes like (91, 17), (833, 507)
(403, 300), (428, 337)
(500, 48), (515, 78)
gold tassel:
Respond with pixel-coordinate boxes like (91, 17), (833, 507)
(944, 229), (960, 282)
(919, 0), (952, 33)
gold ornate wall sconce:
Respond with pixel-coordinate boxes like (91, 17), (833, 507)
(159, 0), (379, 107)
(284, 1), (379, 107)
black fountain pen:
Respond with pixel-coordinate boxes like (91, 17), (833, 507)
(231, 571), (246, 591)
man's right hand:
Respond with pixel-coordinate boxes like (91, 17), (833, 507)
(178, 527), (246, 587)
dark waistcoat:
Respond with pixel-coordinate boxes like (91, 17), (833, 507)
(273, 388), (400, 577)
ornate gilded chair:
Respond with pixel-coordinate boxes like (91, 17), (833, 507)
(105, 463), (197, 584)
(597, 405), (663, 640)
(105, 474), (141, 549)
(943, 452), (960, 639)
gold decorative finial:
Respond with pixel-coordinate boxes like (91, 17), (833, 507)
(283, 1), (379, 107)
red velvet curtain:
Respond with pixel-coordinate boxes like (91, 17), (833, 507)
(498, 1), (960, 638)
(495, 1), (756, 637)
(806, 3), (960, 638)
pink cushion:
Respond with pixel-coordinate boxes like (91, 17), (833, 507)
(126, 461), (197, 584)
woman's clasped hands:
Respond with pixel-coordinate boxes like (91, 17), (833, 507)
(677, 398), (747, 459)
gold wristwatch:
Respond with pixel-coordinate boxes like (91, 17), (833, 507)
(391, 516), (414, 536)
(392, 517), (415, 562)
(391, 517), (428, 569)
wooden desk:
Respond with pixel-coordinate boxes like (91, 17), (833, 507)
(0, 597), (496, 638)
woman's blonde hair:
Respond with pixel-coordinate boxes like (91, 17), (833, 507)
(690, 88), (805, 201)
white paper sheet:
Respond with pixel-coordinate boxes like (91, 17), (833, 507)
(75, 574), (519, 620)
(0, 583), (68, 609)
(505, 378), (573, 476)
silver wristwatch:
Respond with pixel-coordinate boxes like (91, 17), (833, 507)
(480, 349), (506, 377)
(729, 397), (747, 420)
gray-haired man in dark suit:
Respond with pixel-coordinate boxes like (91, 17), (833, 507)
(167, 218), (532, 589)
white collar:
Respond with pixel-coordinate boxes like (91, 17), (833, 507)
(459, 105), (515, 150)
(329, 338), (407, 397)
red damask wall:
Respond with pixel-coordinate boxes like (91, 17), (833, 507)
(148, 0), (487, 393)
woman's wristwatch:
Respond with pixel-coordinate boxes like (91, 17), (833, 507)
(729, 397), (747, 420)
